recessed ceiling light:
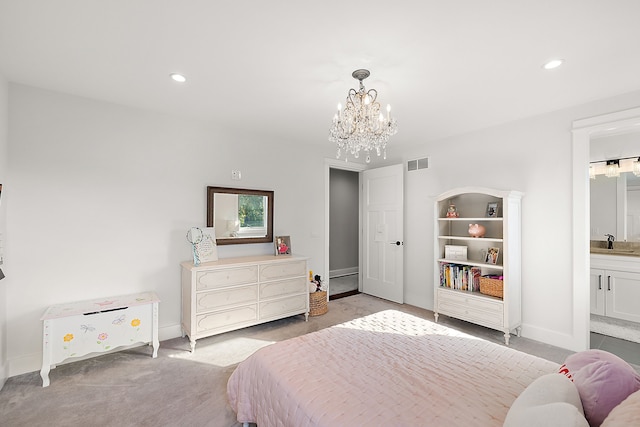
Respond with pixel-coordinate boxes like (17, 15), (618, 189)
(542, 59), (563, 70)
(170, 73), (186, 83)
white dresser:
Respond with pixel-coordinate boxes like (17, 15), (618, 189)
(180, 255), (309, 351)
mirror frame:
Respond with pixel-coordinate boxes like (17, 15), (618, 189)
(206, 186), (274, 245)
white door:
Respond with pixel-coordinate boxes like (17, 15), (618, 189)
(362, 164), (404, 303)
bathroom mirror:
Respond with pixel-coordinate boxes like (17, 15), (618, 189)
(590, 132), (640, 242)
(206, 186), (274, 245)
(590, 172), (640, 242)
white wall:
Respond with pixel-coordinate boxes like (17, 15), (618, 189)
(0, 74), (8, 389)
(401, 90), (640, 350)
(8, 81), (640, 376)
(6, 84), (329, 376)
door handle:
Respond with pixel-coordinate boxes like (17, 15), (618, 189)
(389, 241), (402, 246)
(598, 275), (602, 290)
(607, 275), (611, 291)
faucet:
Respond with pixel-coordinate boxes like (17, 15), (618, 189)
(605, 234), (615, 249)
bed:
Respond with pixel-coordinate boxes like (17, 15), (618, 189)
(227, 309), (558, 426)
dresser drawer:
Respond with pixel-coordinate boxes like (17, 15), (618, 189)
(260, 260), (306, 281)
(259, 294), (307, 320)
(438, 300), (504, 328)
(195, 304), (257, 334)
(437, 289), (503, 313)
(437, 289), (504, 328)
(196, 285), (258, 313)
(260, 277), (306, 299)
(196, 265), (258, 291)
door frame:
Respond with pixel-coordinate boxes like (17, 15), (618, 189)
(324, 159), (367, 296)
(572, 106), (640, 352)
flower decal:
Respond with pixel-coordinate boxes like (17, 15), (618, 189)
(131, 318), (141, 327)
(97, 332), (111, 350)
(63, 333), (75, 355)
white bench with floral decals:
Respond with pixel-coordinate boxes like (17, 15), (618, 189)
(40, 291), (160, 387)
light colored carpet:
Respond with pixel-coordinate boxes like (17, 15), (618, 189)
(1, 294), (578, 426)
(591, 314), (640, 344)
(328, 273), (358, 296)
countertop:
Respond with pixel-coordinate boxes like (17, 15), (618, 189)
(590, 241), (640, 258)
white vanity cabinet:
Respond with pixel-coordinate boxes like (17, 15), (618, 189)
(590, 255), (640, 323)
(590, 268), (606, 316)
(181, 255), (309, 351)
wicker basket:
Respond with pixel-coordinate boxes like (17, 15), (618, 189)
(479, 277), (504, 299)
(309, 290), (328, 316)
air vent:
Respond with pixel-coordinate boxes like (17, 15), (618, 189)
(407, 157), (429, 171)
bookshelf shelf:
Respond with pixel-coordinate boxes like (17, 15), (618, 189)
(438, 235), (504, 243)
(437, 258), (504, 270)
(438, 217), (503, 222)
(434, 187), (523, 345)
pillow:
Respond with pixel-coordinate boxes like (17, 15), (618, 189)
(559, 350), (640, 427)
(601, 388), (640, 426)
(503, 373), (588, 427)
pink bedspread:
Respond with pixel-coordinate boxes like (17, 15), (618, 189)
(227, 309), (558, 426)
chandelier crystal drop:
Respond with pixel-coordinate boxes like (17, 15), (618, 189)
(329, 69), (398, 163)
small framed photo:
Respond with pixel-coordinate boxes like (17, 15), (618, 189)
(484, 247), (500, 265)
(275, 235), (292, 256)
(486, 202), (498, 218)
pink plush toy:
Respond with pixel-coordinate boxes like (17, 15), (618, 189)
(559, 349), (640, 427)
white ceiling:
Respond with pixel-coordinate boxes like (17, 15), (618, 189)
(2, 1), (640, 156)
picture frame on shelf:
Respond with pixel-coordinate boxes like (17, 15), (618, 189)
(486, 202), (498, 217)
(484, 247), (499, 265)
(275, 235), (292, 256)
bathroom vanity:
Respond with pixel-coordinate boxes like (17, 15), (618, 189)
(590, 245), (640, 323)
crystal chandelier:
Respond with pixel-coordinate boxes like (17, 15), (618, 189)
(329, 69), (398, 163)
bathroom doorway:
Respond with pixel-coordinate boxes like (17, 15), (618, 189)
(588, 130), (640, 366)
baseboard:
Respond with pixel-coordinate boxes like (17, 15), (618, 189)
(329, 267), (358, 278)
(520, 323), (582, 352)
(8, 352), (40, 378)
(8, 323), (184, 378)
(159, 324), (183, 342)
(0, 360), (7, 391)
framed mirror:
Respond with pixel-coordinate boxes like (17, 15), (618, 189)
(206, 186), (274, 245)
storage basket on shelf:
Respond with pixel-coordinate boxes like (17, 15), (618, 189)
(309, 290), (328, 316)
(479, 276), (504, 299)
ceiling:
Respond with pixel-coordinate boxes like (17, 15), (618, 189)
(2, 1), (640, 158)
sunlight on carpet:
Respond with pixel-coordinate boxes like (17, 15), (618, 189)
(169, 336), (275, 367)
(335, 309), (484, 340)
